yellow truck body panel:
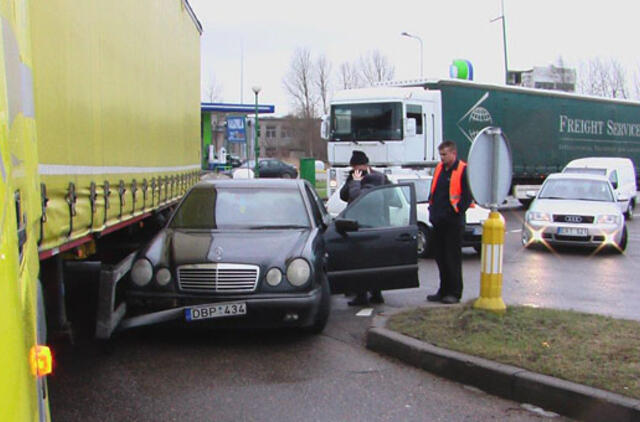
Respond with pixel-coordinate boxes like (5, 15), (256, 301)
(30, 0), (202, 253)
(1, 0), (49, 420)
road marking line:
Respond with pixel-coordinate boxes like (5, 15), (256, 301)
(356, 308), (373, 317)
(508, 229), (522, 233)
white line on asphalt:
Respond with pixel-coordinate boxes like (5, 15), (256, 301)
(508, 229), (522, 233)
(356, 308), (374, 317)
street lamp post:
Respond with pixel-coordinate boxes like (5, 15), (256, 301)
(401, 31), (423, 79)
(491, 0), (509, 84)
(252, 86), (261, 177)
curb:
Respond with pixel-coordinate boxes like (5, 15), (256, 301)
(366, 310), (640, 422)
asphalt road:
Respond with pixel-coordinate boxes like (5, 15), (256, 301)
(48, 206), (640, 421)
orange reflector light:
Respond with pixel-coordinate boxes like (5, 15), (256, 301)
(29, 345), (53, 377)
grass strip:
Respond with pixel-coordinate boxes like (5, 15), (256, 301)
(387, 303), (640, 399)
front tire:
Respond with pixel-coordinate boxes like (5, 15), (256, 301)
(417, 224), (432, 258)
(624, 200), (634, 220)
(306, 275), (331, 334)
(615, 225), (628, 253)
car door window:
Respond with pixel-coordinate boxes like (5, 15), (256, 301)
(343, 185), (412, 228)
(609, 170), (618, 189)
(304, 185), (324, 226)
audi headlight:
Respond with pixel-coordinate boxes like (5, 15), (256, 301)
(286, 258), (311, 286)
(596, 214), (619, 224)
(527, 211), (551, 222)
(155, 268), (172, 286)
(131, 259), (153, 286)
(266, 267), (283, 286)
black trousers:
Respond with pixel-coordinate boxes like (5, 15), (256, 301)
(432, 221), (464, 299)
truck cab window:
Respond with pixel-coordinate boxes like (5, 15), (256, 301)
(330, 102), (403, 141)
(406, 104), (423, 135)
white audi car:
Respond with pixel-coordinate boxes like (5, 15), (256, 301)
(522, 172), (627, 252)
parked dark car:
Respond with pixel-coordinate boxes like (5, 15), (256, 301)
(122, 179), (418, 333)
(243, 158), (298, 178)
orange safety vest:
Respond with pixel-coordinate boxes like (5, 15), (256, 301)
(430, 160), (467, 213)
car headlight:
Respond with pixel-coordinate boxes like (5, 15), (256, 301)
(266, 267), (283, 286)
(596, 214), (619, 224)
(155, 268), (172, 286)
(527, 211), (551, 222)
(131, 259), (153, 286)
(286, 258), (311, 286)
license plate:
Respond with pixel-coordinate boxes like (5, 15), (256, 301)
(557, 227), (588, 236)
(185, 302), (247, 321)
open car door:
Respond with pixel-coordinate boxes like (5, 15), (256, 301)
(324, 183), (419, 294)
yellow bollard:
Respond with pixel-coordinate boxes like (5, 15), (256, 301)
(473, 211), (507, 314)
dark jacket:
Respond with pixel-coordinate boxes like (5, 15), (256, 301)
(340, 169), (390, 204)
(429, 159), (472, 227)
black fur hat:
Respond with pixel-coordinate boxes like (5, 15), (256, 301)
(349, 150), (369, 165)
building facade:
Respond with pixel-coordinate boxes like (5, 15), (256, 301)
(508, 65), (576, 92)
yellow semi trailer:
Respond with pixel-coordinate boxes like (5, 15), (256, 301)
(1, 1), (201, 420)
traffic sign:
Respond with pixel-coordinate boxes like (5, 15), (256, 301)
(466, 126), (512, 209)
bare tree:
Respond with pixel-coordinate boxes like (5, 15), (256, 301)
(553, 56), (576, 92)
(337, 61), (361, 89)
(357, 50), (395, 86)
(283, 47), (318, 119)
(315, 54), (332, 115)
(578, 57), (628, 99)
(203, 73), (223, 102)
(283, 48), (321, 156)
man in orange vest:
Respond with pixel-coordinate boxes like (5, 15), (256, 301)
(426, 141), (472, 304)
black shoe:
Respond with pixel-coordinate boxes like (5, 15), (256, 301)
(426, 294), (442, 302)
(441, 295), (460, 304)
(369, 291), (384, 304)
(348, 293), (369, 306)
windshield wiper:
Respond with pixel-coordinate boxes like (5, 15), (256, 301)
(539, 196), (566, 200)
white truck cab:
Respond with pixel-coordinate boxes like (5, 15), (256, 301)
(562, 157), (638, 219)
(322, 87), (443, 197)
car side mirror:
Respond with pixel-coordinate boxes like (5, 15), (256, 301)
(617, 192), (629, 202)
(320, 114), (330, 140)
(335, 218), (359, 234)
(405, 118), (416, 137)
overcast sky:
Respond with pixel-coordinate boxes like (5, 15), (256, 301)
(189, 0), (638, 116)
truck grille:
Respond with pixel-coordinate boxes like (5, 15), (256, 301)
(177, 263), (259, 293)
(552, 215), (594, 224)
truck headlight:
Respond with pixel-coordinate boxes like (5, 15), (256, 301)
(131, 259), (153, 286)
(286, 258), (311, 286)
(266, 267), (283, 286)
(527, 211), (551, 222)
(596, 214), (619, 224)
(155, 268), (172, 286)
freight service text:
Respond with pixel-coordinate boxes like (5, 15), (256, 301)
(559, 115), (640, 138)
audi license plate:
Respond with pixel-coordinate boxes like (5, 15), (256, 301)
(185, 302), (247, 321)
(557, 227), (588, 236)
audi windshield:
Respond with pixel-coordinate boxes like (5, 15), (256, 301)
(330, 102), (403, 141)
(538, 179), (614, 202)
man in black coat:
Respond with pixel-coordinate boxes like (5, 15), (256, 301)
(340, 150), (390, 306)
(426, 141), (472, 304)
